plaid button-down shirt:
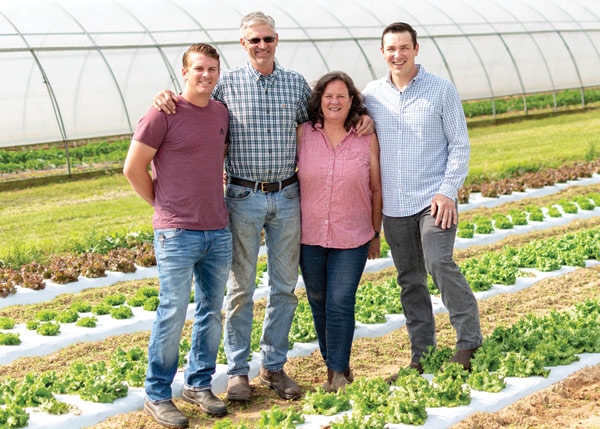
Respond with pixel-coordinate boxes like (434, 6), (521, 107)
(212, 62), (311, 182)
(363, 65), (470, 217)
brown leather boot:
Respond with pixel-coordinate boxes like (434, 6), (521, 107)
(144, 399), (189, 428)
(259, 366), (301, 400)
(322, 368), (351, 393)
(448, 347), (480, 371)
(226, 375), (252, 402)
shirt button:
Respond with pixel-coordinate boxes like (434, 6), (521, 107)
(265, 90), (268, 94)
(325, 220), (328, 223)
(268, 149), (272, 153)
(267, 129), (271, 133)
(266, 109), (270, 114)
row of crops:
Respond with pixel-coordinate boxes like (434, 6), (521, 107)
(461, 87), (600, 118)
(459, 160), (600, 202)
(457, 194), (600, 238)
(0, 141), (129, 174)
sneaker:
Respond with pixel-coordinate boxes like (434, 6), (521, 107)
(144, 399), (188, 428)
(259, 366), (301, 400)
(226, 375), (252, 402)
(448, 347), (480, 371)
(182, 388), (227, 416)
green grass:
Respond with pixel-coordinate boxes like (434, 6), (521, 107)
(0, 173), (152, 266)
(468, 109), (600, 184)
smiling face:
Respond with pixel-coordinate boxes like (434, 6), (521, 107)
(240, 23), (278, 75)
(381, 31), (419, 88)
(182, 52), (220, 99)
(321, 80), (353, 125)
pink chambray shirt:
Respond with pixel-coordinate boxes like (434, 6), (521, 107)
(297, 121), (375, 249)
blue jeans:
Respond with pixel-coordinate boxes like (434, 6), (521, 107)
(383, 206), (482, 363)
(145, 227), (232, 402)
(300, 242), (370, 373)
(224, 180), (300, 375)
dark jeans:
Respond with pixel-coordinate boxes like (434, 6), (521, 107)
(383, 206), (482, 363)
(300, 242), (370, 373)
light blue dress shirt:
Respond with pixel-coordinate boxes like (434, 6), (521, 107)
(363, 65), (470, 217)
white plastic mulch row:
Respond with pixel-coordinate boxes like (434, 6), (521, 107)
(20, 260), (600, 428)
(458, 173), (600, 212)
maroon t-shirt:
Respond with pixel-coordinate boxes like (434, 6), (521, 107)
(133, 96), (229, 230)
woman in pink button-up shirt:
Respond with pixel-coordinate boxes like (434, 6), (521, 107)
(296, 71), (383, 393)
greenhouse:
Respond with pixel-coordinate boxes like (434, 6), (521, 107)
(1, 0), (599, 148)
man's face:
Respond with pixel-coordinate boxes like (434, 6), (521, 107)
(240, 24), (278, 71)
(182, 52), (220, 96)
(381, 31), (419, 83)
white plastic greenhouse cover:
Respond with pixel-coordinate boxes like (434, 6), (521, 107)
(1, 0), (599, 148)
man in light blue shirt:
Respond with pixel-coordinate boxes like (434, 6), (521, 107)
(363, 22), (482, 378)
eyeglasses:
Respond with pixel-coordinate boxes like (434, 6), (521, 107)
(245, 36), (276, 45)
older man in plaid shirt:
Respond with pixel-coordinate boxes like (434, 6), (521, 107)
(153, 11), (373, 402)
(363, 22), (483, 378)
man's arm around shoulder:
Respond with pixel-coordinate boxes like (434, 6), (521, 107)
(123, 140), (158, 207)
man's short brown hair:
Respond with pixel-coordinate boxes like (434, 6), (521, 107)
(182, 43), (220, 69)
(381, 22), (417, 48)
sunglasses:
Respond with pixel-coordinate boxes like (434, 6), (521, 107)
(245, 36), (277, 45)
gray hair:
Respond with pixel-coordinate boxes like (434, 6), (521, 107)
(240, 11), (276, 37)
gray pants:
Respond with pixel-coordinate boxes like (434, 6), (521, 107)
(383, 206), (482, 363)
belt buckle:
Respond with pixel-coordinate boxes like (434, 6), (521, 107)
(260, 182), (268, 192)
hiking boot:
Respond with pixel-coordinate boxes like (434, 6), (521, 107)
(259, 366), (301, 400)
(448, 347), (480, 371)
(182, 388), (227, 416)
(322, 368), (352, 393)
(386, 361), (424, 384)
(144, 399), (188, 428)
(226, 375), (252, 402)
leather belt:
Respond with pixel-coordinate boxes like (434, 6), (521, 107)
(229, 174), (298, 193)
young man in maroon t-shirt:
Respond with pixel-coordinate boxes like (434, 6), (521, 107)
(124, 43), (231, 428)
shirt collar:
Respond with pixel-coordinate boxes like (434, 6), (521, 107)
(385, 64), (425, 90)
(245, 61), (279, 82)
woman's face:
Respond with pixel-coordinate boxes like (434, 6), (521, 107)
(321, 80), (353, 124)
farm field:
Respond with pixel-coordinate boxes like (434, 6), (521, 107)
(1, 110), (600, 428)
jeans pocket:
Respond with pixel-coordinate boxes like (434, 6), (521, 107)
(155, 228), (183, 241)
(225, 184), (252, 201)
(282, 181), (300, 199)
(155, 228), (184, 250)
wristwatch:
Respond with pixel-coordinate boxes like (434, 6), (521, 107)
(374, 231), (380, 239)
